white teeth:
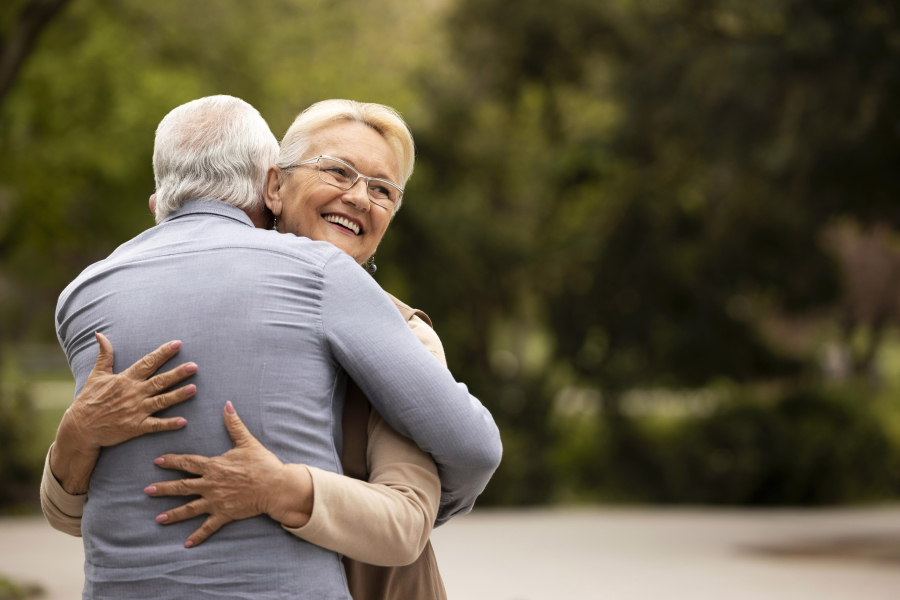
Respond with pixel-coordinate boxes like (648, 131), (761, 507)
(324, 214), (360, 235)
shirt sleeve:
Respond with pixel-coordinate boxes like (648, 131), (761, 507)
(282, 410), (441, 566)
(320, 252), (502, 526)
(282, 315), (447, 563)
(40, 444), (86, 537)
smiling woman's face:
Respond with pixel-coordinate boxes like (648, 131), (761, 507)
(265, 120), (400, 264)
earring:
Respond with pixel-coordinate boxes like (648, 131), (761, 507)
(365, 254), (377, 274)
(273, 215), (277, 230)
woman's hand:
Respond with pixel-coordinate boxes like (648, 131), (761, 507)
(51, 333), (199, 494)
(58, 333), (198, 451)
(146, 401), (314, 548)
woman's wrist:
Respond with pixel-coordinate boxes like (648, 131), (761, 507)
(57, 406), (102, 456)
(266, 463), (314, 529)
(49, 422), (101, 496)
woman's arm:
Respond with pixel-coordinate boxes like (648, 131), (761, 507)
(40, 445), (86, 536)
(39, 333), (197, 533)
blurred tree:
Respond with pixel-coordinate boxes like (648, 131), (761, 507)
(0, 0), (435, 340)
(389, 0), (900, 502)
(1, 0), (899, 507)
(0, 0), (72, 104)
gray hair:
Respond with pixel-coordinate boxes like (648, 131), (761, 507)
(152, 95), (279, 223)
(276, 99), (415, 212)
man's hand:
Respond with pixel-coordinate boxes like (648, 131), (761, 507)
(147, 401), (314, 548)
(51, 333), (198, 494)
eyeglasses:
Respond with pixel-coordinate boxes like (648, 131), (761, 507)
(290, 155), (403, 209)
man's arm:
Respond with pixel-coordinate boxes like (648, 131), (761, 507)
(282, 409), (440, 565)
(321, 252), (503, 525)
(50, 317), (445, 564)
(282, 315), (446, 564)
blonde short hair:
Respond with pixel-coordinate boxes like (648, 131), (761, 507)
(276, 100), (415, 211)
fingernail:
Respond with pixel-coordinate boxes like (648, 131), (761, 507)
(170, 340), (182, 350)
(153, 457), (165, 465)
(185, 363), (198, 374)
(176, 419), (188, 427)
(144, 485), (157, 495)
(225, 401), (235, 415)
(184, 384), (196, 395)
(156, 514), (168, 523)
(184, 540), (193, 548)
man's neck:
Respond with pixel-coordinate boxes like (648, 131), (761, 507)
(245, 208), (269, 229)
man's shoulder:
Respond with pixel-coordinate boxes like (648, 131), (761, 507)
(55, 219), (342, 320)
(75, 219), (341, 277)
(232, 227), (343, 267)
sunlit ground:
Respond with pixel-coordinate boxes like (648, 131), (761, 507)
(1, 507), (898, 600)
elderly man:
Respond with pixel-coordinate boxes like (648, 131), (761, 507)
(47, 95), (501, 599)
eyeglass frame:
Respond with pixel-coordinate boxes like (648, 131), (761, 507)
(287, 155), (404, 209)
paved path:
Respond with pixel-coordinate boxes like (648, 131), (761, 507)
(3, 507), (899, 599)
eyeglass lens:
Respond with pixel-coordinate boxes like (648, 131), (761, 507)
(316, 157), (400, 207)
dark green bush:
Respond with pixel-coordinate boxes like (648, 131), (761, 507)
(0, 381), (40, 510)
(595, 387), (896, 505)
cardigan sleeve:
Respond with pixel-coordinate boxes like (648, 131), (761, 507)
(40, 444), (87, 537)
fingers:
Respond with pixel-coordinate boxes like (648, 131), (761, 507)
(155, 498), (208, 526)
(142, 383), (197, 414)
(91, 332), (115, 376)
(142, 362), (198, 396)
(144, 477), (202, 497)
(139, 416), (189, 435)
(124, 340), (184, 381)
(223, 402), (254, 447)
(185, 514), (229, 548)
(153, 454), (208, 475)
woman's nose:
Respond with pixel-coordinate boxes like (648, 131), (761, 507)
(342, 179), (370, 211)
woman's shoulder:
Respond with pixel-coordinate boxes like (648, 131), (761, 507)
(383, 292), (447, 367)
(384, 292), (433, 329)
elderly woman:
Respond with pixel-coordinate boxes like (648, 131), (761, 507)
(42, 100), (460, 600)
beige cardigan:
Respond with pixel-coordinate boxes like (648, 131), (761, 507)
(40, 313), (444, 569)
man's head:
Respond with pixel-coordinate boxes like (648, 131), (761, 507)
(152, 95), (279, 224)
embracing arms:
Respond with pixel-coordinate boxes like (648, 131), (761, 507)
(46, 334), (197, 497)
(41, 321), (445, 565)
(321, 253), (503, 525)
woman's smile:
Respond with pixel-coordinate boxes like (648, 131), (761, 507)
(266, 120), (397, 264)
(322, 212), (363, 236)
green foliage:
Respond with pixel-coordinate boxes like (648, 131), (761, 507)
(0, 575), (43, 600)
(2, 0), (900, 507)
(588, 387), (897, 505)
(0, 362), (40, 509)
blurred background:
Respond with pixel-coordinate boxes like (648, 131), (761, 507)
(1, 0), (900, 598)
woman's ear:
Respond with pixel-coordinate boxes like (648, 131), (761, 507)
(264, 166), (284, 217)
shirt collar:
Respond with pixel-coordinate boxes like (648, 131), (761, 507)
(160, 198), (256, 228)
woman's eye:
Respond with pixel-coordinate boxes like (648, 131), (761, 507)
(326, 167), (348, 177)
(371, 185), (390, 197)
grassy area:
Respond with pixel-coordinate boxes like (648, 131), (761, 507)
(0, 575), (43, 600)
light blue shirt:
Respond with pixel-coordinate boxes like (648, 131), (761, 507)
(56, 199), (502, 599)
